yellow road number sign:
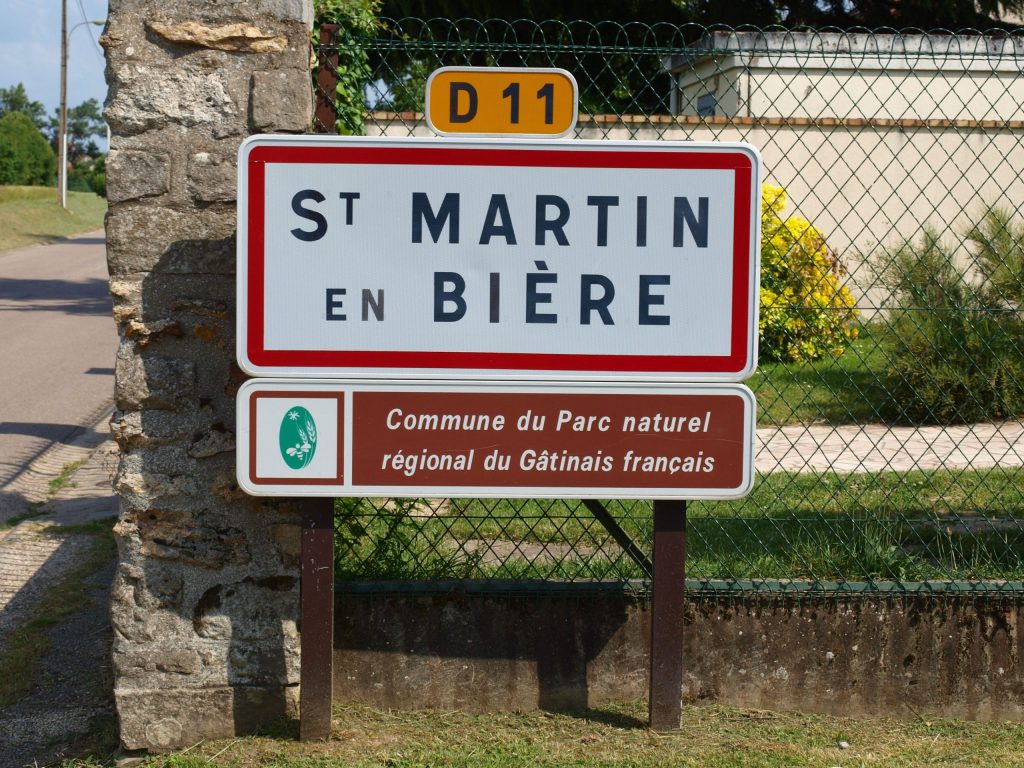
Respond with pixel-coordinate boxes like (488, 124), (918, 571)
(426, 67), (578, 138)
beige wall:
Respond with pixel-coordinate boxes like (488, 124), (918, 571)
(676, 64), (1024, 123)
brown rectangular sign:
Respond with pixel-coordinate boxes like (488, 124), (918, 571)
(237, 381), (754, 499)
(353, 391), (746, 491)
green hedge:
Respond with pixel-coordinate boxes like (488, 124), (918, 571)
(878, 211), (1024, 425)
(0, 112), (54, 186)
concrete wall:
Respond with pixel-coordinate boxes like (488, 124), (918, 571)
(102, 0), (313, 752)
(335, 587), (1024, 721)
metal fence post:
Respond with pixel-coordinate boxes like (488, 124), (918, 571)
(315, 24), (339, 134)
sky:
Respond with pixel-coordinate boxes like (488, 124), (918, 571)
(2, 0), (109, 145)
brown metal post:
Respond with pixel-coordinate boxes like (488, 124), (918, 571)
(315, 24), (340, 134)
(649, 499), (686, 731)
(299, 496), (335, 741)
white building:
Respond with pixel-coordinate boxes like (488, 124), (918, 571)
(664, 31), (1024, 123)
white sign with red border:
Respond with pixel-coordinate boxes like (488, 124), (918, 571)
(237, 135), (761, 382)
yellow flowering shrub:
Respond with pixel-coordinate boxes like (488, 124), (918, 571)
(759, 184), (859, 362)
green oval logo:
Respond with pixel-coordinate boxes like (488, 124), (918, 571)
(279, 406), (318, 469)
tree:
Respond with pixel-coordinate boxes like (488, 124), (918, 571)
(0, 111), (56, 186)
(721, 0), (1024, 29)
(381, 0), (695, 25)
(47, 98), (106, 159)
(381, 0), (1024, 30)
(0, 83), (47, 132)
(89, 153), (106, 197)
(759, 184), (859, 362)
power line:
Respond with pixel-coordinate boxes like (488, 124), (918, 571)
(74, 0), (104, 63)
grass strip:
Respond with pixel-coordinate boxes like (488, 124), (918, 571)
(0, 522), (116, 708)
(49, 459), (87, 495)
(90, 701), (1024, 768)
(2, 505), (46, 529)
(749, 324), (893, 426)
(0, 185), (106, 252)
(335, 467), (1024, 583)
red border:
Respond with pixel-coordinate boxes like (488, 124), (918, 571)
(245, 144), (754, 374)
(249, 391), (345, 485)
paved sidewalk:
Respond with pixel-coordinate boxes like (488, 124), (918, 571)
(0, 410), (117, 639)
(0, 410), (118, 768)
(756, 420), (1024, 474)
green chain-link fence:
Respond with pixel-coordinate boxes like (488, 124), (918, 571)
(315, 19), (1024, 596)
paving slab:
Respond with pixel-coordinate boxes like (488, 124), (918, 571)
(756, 420), (1024, 474)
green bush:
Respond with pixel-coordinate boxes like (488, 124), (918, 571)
(314, 0), (380, 135)
(878, 221), (1024, 425)
(759, 184), (860, 362)
(0, 111), (55, 186)
(967, 206), (1024, 306)
(90, 170), (106, 198)
(68, 153), (106, 197)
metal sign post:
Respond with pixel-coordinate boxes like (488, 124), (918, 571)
(650, 499), (687, 730)
(299, 497), (333, 741)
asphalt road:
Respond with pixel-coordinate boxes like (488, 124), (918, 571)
(0, 232), (115, 488)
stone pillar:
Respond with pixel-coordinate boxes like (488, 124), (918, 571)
(101, 0), (313, 751)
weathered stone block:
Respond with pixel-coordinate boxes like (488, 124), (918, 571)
(110, 409), (197, 450)
(115, 686), (299, 751)
(256, 0), (313, 24)
(106, 65), (242, 135)
(110, 274), (234, 323)
(110, 561), (192, 642)
(191, 576), (298, 643)
(115, 470), (200, 510)
(108, 276), (144, 322)
(148, 21), (287, 53)
(188, 427), (235, 458)
(251, 70), (311, 132)
(270, 523), (301, 567)
(126, 318), (183, 346)
(116, 650), (202, 676)
(135, 508), (251, 569)
(106, 149), (171, 202)
(115, 346), (196, 411)
(187, 152), (236, 202)
(106, 206), (236, 275)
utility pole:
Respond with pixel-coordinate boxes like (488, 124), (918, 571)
(59, 16), (105, 209)
(58, 0), (68, 209)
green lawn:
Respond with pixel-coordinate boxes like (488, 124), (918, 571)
(335, 466), (1024, 584)
(71, 701), (1024, 768)
(0, 185), (106, 252)
(748, 326), (893, 426)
